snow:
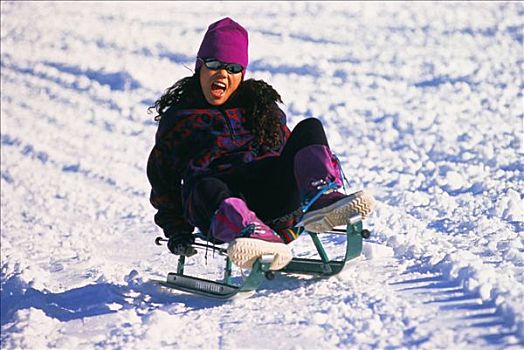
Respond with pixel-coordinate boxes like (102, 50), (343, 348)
(1, 1), (523, 349)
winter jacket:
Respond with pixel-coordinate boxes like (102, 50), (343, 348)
(147, 98), (290, 238)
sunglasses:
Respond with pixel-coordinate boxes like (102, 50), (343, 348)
(198, 57), (244, 74)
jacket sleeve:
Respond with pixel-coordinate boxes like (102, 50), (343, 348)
(146, 139), (194, 238)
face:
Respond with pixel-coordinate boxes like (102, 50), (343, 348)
(199, 64), (242, 106)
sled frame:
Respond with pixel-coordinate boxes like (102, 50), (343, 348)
(153, 214), (365, 299)
(152, 255), (274, 300)
(280, 214), (364, 276)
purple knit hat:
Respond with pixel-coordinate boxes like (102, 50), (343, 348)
(195, 17), (249, 72)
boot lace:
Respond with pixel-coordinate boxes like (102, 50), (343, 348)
(239, 222), (274, 237)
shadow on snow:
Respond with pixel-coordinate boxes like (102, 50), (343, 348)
(0, 273), (225, 326)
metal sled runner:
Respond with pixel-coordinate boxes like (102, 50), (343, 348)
(152, 214), (370, 300)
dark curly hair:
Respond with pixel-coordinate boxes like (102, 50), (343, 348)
(149, 73), (285, 150)
(237, 79), (284, 150)
(148, 73), (201, 120)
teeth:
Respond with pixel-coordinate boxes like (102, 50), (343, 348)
(213, 81), (226, 88)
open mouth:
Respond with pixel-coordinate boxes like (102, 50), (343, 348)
(211, 81), (227, 98)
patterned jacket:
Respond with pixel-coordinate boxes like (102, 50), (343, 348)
(147, 102), (290, 237)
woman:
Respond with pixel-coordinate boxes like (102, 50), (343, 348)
(147, 17), (374, 270)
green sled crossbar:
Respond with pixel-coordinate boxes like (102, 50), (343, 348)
(281, 215), (365, 277)
(153, 214), (367, 299)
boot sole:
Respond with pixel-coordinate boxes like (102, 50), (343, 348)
(227, 238), (293, 270)
(301, 190), (375, 233)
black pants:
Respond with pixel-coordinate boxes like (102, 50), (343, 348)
(186, 117), (329, 234)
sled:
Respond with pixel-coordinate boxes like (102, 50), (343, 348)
(151, 214), (370, 300)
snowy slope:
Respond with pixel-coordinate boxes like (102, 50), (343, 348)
(1, 2), (523, 349)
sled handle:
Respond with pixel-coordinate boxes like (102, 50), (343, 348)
(155, 237), (167, 245)
(155, 236), (228, 254)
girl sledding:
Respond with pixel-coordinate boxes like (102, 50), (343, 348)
(147, 17), (375, 280)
